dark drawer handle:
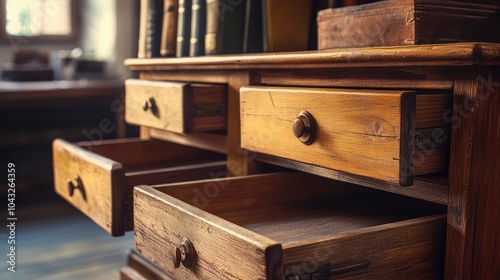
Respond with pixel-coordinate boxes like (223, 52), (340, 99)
(172, 237), (196, 269)
(67, 175), (86, 200)
(142, 97), (157, 114)
(292, 111), (317, 145)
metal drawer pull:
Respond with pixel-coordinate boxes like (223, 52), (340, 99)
(172, 237), (196, 269)
(292, 111), (317, 145)
(142, 97), (157, 114)
(67, 175), (86, 200)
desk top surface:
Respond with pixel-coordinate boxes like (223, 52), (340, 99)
(125, 43), (500, 71)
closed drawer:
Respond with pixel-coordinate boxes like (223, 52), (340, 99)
(134, 173), (446, 279)
(240, 86), (451, 186)
(125, 79), (227, 134)
(53, 138), (225, 236)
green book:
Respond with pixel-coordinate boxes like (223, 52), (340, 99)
(189, 0), (206, 56)
(205, 0), (246, 55)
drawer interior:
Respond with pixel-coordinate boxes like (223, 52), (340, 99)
(138, 172), (446, 278)
(154, 173), (445, 244)
(77, 138), (225, 174)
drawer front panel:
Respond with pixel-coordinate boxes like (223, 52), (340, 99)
(53, 138), (124, 235)
(240, 86), (450, 186)
(125, 79), (227, 134)
(53, 138), (226, 236)
(134, 172), (446, 279)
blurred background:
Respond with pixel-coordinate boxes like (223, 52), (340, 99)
(1, 1), (140, 279)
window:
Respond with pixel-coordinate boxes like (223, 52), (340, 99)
(1, 0), (76, 41)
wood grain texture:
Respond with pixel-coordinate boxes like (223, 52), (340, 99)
(470, 67), (500, 279)
(445, 69), (479, 279)
(53, 138), (124, 236)
(226, 71), (262, 176)
(134, 172), (446, 279)
(282, 215), (446, 279)
(149, 128), (227, 154)
(125, 79), (226, 134)
(446, 67), (500, 279)
(317, 0), (500, 49)
(134, 176), (286, 279)
(124, 250), (176, 280)
(259, 67), (455, 90)
(240, 86), (448, 185)
(254, 153), (449, 205)
(125, 43), (500, 71)
(53, 138), (225, 236)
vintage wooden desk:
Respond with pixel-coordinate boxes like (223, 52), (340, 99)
(53, 43), (499, 279)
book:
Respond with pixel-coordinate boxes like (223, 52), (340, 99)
(160, 0), (179, 57)
(137, 0), (149, 58)
(243, 0), (263, 53)
(176, 0), (192, 57)
(146, 0), (164, 57)
(189, 0), (206, 56)
(205, 0), (246, 55)
(262, 0), (312, 52)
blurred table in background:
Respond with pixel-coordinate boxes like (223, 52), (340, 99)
(0, 79), (137, 198)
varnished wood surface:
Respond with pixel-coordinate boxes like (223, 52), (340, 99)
(53, 138), (225, 236)
(240, 86), (449, 185)
(149, 129), (227, 154)
(121, 43), (500, 279)
(317, 0), (500, 49)
(125, 43), (500, 70)
(125, 79), (227, 134)
(255, 153), (449, 205)
(446, 66), (500, 279)
(134, 172), (446, 279)
(122, 250), (175, 280)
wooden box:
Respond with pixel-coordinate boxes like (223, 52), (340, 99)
(317, 0), (500, 49)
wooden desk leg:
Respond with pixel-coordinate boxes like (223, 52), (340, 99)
(446, 67), (500, 279)
(226, 71), (262, 176)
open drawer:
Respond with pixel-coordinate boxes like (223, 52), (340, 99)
(240, 86), (451, 186)
(53, 138), (226, 236)
(134, 173), (446, 279)
(125, 79), (227, 134)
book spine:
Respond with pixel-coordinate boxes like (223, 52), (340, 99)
(243, 0), (263, 53)
(204, 0), (218, 55)
(205, 0), (245, 55)
(160, 0), (179, 57)
(146, 0), (164, 58)
(189, 0), (206, 56)
(176, 0), (192, 57)
(138, 0), (149, 58)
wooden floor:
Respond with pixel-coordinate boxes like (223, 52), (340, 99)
(0, 197), (133, 280)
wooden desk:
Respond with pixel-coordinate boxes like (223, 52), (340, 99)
(52, 44), (499, 279)
(1, 79), (129, 195)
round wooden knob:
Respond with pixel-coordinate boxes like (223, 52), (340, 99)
(292, 111), (316, 145)
(172, 237), (196, 269)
